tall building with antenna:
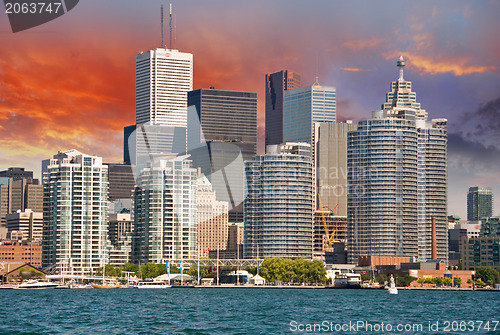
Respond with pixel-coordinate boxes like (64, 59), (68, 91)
(135, 4), (192, 127)
(126, 5), (193, 165)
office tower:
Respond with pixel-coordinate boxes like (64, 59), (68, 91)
(6, 209), (43, 240)
(42, 150), (109, 275)
(196, 173), (229, 258)
(467, 187), (493, 221)
(0, 167), (33, 180)
(8, 178), (43, 213)
(133, 155), (197, 263)
(124, 124), (187, 166)
(187, 88), (257, 222)
(106, 163), (135, 201)
(316, 121), (357, 216)
(136, 48), (193, 126)
(283, 84), (336, 144)
(244, 143), (314, 259)
(125, 47), (193, 167)
(0, 177), (42, 231)
(347, 57), (448, 263)
(265, 70), (301, 147)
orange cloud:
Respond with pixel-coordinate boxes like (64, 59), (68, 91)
(341, 37), (385, 51)
(342, 68), (368, 72)
(384, 52), (497, 76)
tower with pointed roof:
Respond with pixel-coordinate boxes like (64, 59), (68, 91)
(347, 57), (448, 263)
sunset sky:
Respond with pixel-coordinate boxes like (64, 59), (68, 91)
(0, 0), (499, 218)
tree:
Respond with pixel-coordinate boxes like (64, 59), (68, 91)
(475, 278), (484, 286)
(417, 278), (425, 286)
(396, 275), (416, 287)
(361, 274), (371, 282)
(433, 277), (443, 286)
(467, 278), (472, 285)
(454, 277), (462, 287)
(476, 267), (500, 285)
(442, 277), (452, 286)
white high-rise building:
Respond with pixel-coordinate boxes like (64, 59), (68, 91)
(133, 156), (197, 263)
(42, 150), (109, 276)
(136, 48), (193, 126)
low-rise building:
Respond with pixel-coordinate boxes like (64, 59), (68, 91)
(0, 240), (42, 267)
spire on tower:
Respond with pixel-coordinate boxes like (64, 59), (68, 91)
(397, 55), (405, 81)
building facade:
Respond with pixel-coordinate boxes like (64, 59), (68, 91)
(6, 209), (43, 240)
(467, 187), (493, 222)
(106, 163), (136, 201)
(135, 48), (193, 126)
(187, 88), (257, 223)
(284, 84), (337, 144)
(133, 156), (197, 263)
(347, 57), (448, 263)
(42, 150), (109, 275)
(316, 121), (357, 216)
(196, 174), (229, 258)
(244, 143), (314, 259)
(265, 70), (301, 147)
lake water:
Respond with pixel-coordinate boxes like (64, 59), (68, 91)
(0, 288), (499, 334)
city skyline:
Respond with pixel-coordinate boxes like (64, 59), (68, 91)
(1, 1), (499, 218)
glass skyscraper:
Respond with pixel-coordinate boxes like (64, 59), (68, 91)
(265, 70), (301, 147)
(283, 84), (337, 144)
(467, 186), (493, 221)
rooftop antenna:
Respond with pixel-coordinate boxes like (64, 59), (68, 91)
(161, 4), (164, 48)
(169, 3), (173, 50)
(313, 53), (320, 86)
(397, 55), (405, 81)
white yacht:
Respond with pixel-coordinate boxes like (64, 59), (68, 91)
(136, 280), (171, 288)
(16, 280), (59, 289)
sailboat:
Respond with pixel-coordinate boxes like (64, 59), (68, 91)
(388, 274), (398, 295)
(91, 265), (121, 289)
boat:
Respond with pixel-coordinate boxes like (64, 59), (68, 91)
(388, 274), (398, 295)
(16, 280), (59, 289)
(332, 273), (362, 288)
(91, 282), (121, 289)
(136, 280), (171, 288)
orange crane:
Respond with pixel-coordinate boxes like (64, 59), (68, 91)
(318, 193), (338, 249)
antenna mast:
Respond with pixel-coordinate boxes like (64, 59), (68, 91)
(169, 3), (173, 50)
(161, 5), (164, 48)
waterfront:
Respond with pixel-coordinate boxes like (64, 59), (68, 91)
(1, 289), (499, 334)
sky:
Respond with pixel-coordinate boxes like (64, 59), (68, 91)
(0, 0), (499, 218)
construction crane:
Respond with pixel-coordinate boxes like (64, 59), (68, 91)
(317, 193), (338, 249)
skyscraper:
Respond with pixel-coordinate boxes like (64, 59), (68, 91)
(467, 187), (493, 221)
(133, 155), (197, 263)
(316, 121), (357, 216)
(42, 150), (109, 275)
(106, 163), (136, 201)
(135, 48), (193, 126)
(244, 143), (314, 259)
(265, 70), (301, 147)
(126, 47), (193, 166)
(283, 84), (337, 144)
(187, 88), (257, 222)
(347, 57), (448, 263)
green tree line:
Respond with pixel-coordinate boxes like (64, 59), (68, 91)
(258, 258), (327, 284)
